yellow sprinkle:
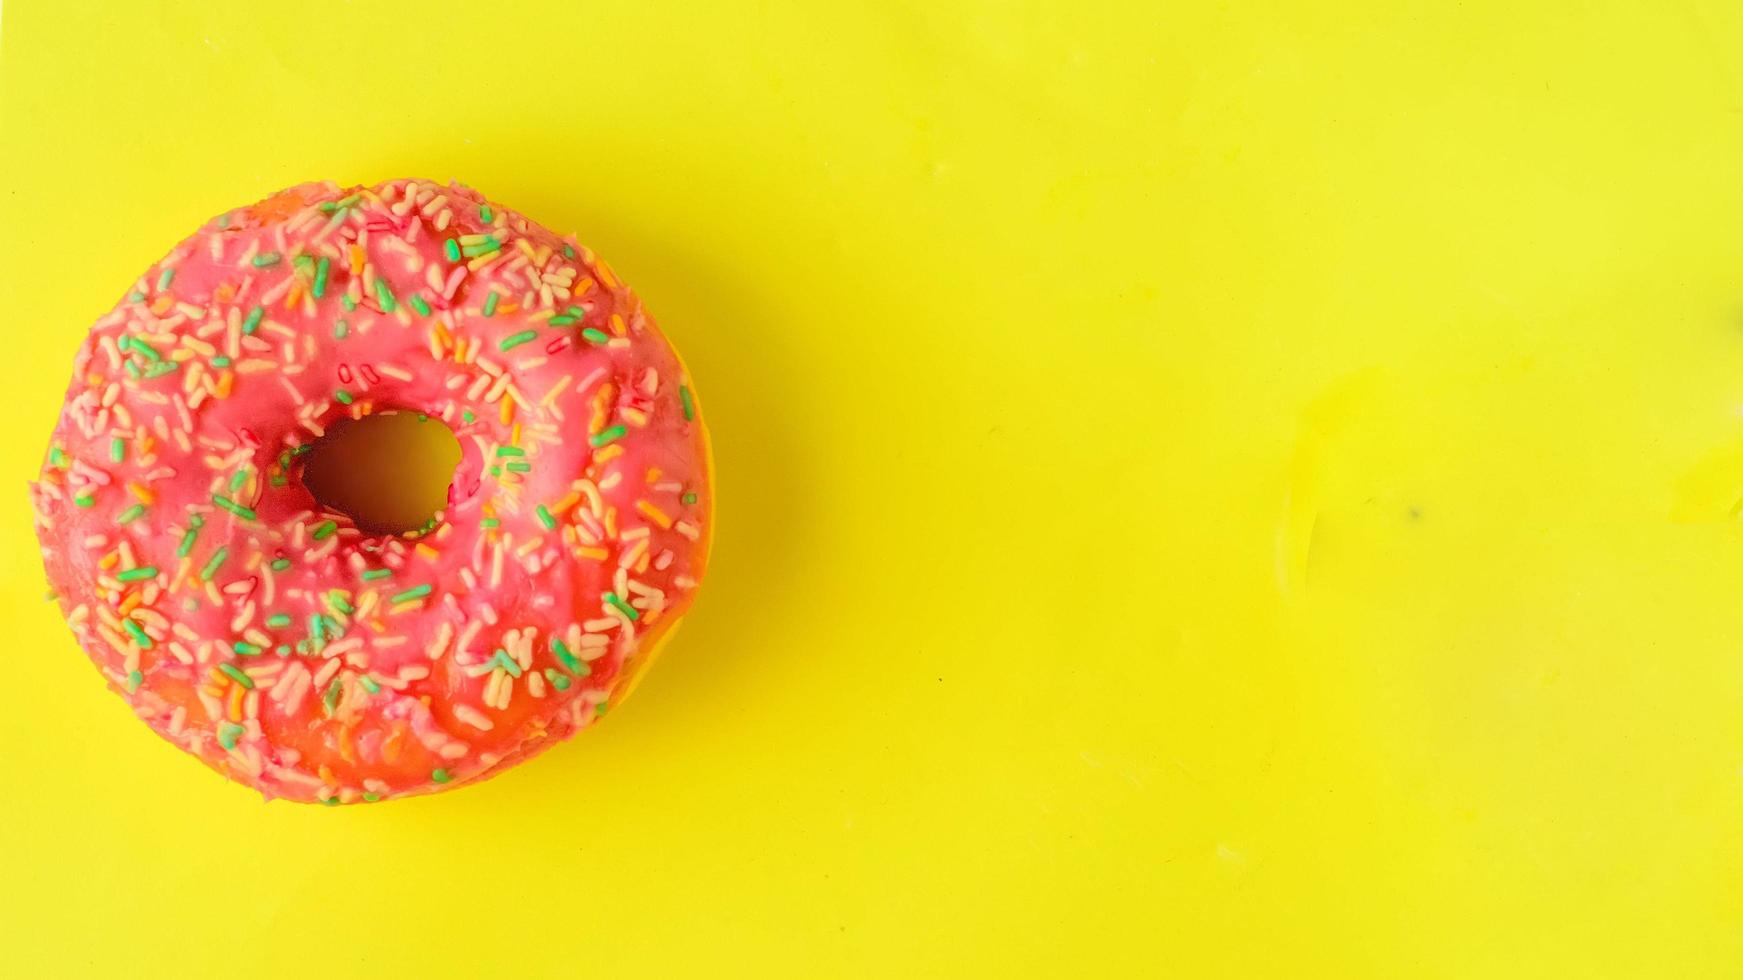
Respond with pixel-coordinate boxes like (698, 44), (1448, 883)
(98, 552), (120, 571)
(595, 444), (625, 464)
(500, 396), (514, 425)
(577, 546), (609, 561)
(415, 544), (440, 561)
(635, 500), (674, 529)
(551, 491), (580, 514)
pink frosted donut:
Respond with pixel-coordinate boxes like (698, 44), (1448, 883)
(30, 179), (712, 803)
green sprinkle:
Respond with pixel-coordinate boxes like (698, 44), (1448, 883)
(480, 205), (493, 222)
(499, 329), (537, 352)
(566, 305), (586, 317)
(270, 558), (291, 571)
(293, 254), (314, 275)
(551, 638), (584, 675)
(125, 670), (143, 692)
(603, 592), (640, 621)
(327, 591), (355, 615)
(596, 702), (609, 716)
(563, 244), (575, 258)
(548, 315), (577, 326)
(480, 518), (500, 529)
(679, 385), (694, 420)
(313, 257), (330, 298)
(341, 293), (358, 312)
(122, 619), (153, 648)
(461, 235), (501, 257)
(581, 327), (609, 344)
(363, 792), (381, 802)
(124, 360), (142, 379)
(536, 505), (556, 530)
(74, 494), (95, 508)
(682, 493), (698, 505)
(360, 675), (381, 694)
(212, 494), (257, 520)
(110, 437), (125, 463)
(217, 213), (231, 227)
(47, 446), (65, 468)
(219, 662), (254, 688)
(590, 425), (626, 448)
(233, 641), (263, 656)
(265, 614), (292, 628)
(228, 470), (248, 493)
(431, 768), (452, 784)
(482, 291), (499, 316)
(333, 319), (349, 339)
(218, 722), (245, 750)
(334, 390), (353, 405)
(506, 461), (532, 473)
(275, 644), (290, 657)
(336, 193), (361, 208)
(309, 613), (327, 646)
(144, 361), (179, 378)
(491, 649), (523, 678)
(252, 252), (281, 267)
(125, 337), (163, 361)
(242, 306), (264, 334)
(128, 290), (146, 303)
(544, 668), (572, 691)
(444, 239), (461, 262)
(495, 446), (525, 457)
(210, 355), (231, 368)
(462, 410), (476, 424)
(322, 797), (341, 807)
(361, 568), (393, 581)
(177, 526), (199, 557)
(410, 293), (431, 317)
(270, 471), (287, 487)
(199, 546), (230, 582)
(319, 201), (338, 213)
(323, 676), (342, 712)
(390, 584), (432, 604)
(116, 565), (157, 582)
(312, 520), (337, 540)
(116, 504), (146, 525)
(489, 465), (501, 477)
(157, 268), (175, 290)
(374, 278), (397, 312)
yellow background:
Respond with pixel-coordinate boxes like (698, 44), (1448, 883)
(5, 1), (1743, 975)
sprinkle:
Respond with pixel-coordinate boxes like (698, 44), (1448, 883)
(313, 257), (330, 298)
(682, 493), (698, 505)
(323, 677), (342, 712)
(116, 504), (147, 525)
(431, 768), (452, 783)
(390, 584), (432, 604)
(233, 641), (263, 656)
(549, 315), (577, 326)
(125, 670), (143, 692)
(581, 327), (609, 345)
(444, 239), (461, 262)
(242, 306), (265, 334)
(635, 500), (673, 529)
(228, 470), (248, 493)
(536, 505), (556, 530)
(327, 592), (355, 615)
(506, 461), (531, 473)
(47, 446), (65, 468)
(543, 668), (572, 691)
(495, 446), (525, 457)
(110, 437), (125, 463)
(270, 558), (292, 571)
(157, 268), (175, 290)
(199, 546), (230, 581)
(116, 565), (157, 582)
(212, 495), (257, 520)
(499, 330), (537, 352)
(122, 619), (153, 648)
(211, 355), (231, 367)
(74, 494), (95, 508)
(680, 385), (694, 420)
(490, 648), (523, 677)
(333, 320), (349, 339)
(462, 410), (476, 424)
(177, 526), (199, 557)
(480, 518), (500, 529)
(551, 638), (586, 675)
(363, 792), (381, 802)
(218, 662), (254, 688)
(265, 614), (292, 628)
(361, 568), (392, 581)
(312, 520), (338, 540)
(480, 205), (493, 222)
(252, 252), (282, 267)
(482, 292), (499, 316)
(460, 235), (501, 257)
(374, 278), (397, 312)
(409, 294), (431, 316)
(128, 291), (146, 303)
(603, 592), (640, 621)
(590, 425), (626, 448)
(218, 722), (245, 750)
(334, 390), (353, 405)
(360, 675), (381, 694)
(342, 293), (357, 312)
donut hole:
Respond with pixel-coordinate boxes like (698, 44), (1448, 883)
(301, 412), (462, 535)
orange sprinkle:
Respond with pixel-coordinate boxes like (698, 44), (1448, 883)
(635, 500), (674, 529)
(596, 260), (620, 290)
(348, 244), (365, 275)
(318, 763), (337, 785)
(609, 313), (627, 337)
(500, 396), (514, 425)
(383, 725), (406, 763)
(285, 281), (304, 309)
(594, 444), (625, 464)
(227, 683), (244, 722)
(551, 491), (580, 514)
(498, 302), (519, 315)
(338, 724), (356, 763)
(645, 467), (662, 484)
(415, 543), (440, 561)
(149, 294), (175, 316)
(98, 552), (119, 571)
(215, 282), (237, 303)
(577, 546), (609, 561)
(117, 593), (142, 617)
(214, 371), (234, 399)
(127, 482), (155, 504)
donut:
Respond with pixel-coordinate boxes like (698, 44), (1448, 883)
(29, 179), (712, 804)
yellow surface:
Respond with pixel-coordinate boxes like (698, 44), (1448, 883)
(7, 1), (1743, 976)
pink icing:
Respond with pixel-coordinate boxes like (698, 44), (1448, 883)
(30, 179), (711, 804)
